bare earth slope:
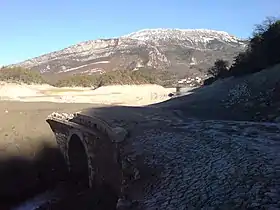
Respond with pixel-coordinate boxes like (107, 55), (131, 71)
(155, 63), (280, 122)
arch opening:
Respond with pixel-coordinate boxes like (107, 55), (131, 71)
(68, 134), (89, 190)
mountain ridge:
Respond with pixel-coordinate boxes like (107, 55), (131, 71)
(9, 28), (247, 82)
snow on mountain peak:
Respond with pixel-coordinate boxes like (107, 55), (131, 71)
(122, 28), (243, 45)
(9, 27), (246, 77)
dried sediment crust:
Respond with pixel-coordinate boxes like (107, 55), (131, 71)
(47, 109), (280, 210)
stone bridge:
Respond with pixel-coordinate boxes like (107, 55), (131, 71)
(46, 106), (280, 210)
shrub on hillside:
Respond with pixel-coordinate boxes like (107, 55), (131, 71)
(98, 70), (157, 86)
(54, 70), (159, 87)
(203, 77), (216, 86)
(230, 17), (280, 76)
(0, 67), (46, 84)
(207, 59), (229, 79)
(54, 75), (97, 87)
(205, 16), (280, 82)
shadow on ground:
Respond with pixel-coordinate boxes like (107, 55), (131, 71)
(0, 138), (118, 210)
(0, 140), (68, 209)
(75, 84), (246, 123)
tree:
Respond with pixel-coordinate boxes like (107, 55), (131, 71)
(0, 67), (46, 84)
(252, 16), (277, 38)
(226, 16), (280, 77)
(207, 59), (229, 79)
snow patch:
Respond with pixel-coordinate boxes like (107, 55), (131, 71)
(122, 28), (244, 45)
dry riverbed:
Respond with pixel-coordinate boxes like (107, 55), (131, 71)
(0, 82), (179, 209)
(0, 82), (177, 106)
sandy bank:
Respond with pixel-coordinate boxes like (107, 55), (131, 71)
(0, 82), (176, 106)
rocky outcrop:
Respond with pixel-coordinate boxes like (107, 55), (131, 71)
(46, 106), (280, 209)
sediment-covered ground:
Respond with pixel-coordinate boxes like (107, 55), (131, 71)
(0, 82), (178, 106)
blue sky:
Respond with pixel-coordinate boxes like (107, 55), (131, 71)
(0, 0), (279, 65)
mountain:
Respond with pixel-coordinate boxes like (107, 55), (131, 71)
(9, 29), (247, 80)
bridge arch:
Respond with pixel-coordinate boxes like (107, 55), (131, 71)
(68, 133), (89, 189)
